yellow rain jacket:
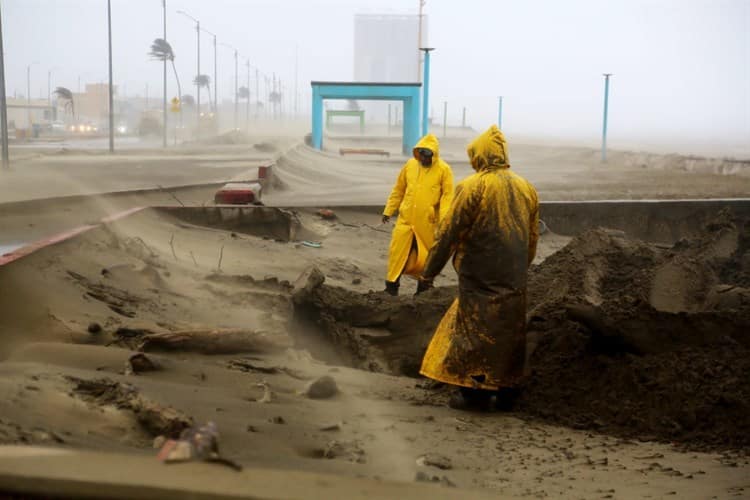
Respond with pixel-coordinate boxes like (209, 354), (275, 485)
(383, 134), (454, 282)
(420, 126), (539, 390)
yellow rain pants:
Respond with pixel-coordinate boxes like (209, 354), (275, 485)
(383, 134), (454, 282)
(420, 125), (539, 390)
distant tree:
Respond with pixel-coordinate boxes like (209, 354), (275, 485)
(180, 94), (196, 107)
(238, 86), (250, 99)
(269, 91), (281, 103)
(193, 74), (213, 111)
(54, 87), (75, 119)
(149, 38), (182, 110)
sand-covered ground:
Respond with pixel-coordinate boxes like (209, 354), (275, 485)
(0, 132), (748, 498)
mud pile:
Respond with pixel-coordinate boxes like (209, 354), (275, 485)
(293, 211), (750, 450)
(520, 211), (750, 451)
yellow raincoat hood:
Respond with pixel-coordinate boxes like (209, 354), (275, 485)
(413, 133), (440, 165)
(466, 125), (509, 171)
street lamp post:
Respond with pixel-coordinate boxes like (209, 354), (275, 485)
(0, 2), (9, 169)
(221, 42), (239, 130)
(162, 0), (167, 148)
(107, 0), (114, 153)
(26, 61), (38, 135)
(177, 10), (200, 135)
(47, 67), (58, 107)
(601, 73), (612, 163)
(201, 28), (217, 117)
(245, 59), (250, 130)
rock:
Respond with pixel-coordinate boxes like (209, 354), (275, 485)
(269, 416), (285, 425)
(323, 440), (366, 463)
(153, 435), (166, 449)
(303, 375), (338, 399)
(87, 322), (102, 334)
(292, 267), (325, 305)
(414, 471), (456, 487)
(351, 278), (362, 285)
(126, 353), (160, 375)
(256, 381), (273, 403)
(417, 453), (453, 470)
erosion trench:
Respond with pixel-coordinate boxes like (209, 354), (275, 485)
(289, 208), (750, 452)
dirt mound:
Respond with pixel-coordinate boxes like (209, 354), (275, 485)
(291, 268), (455, 375)
(520, 211), (750, 451)
(293, 211), (750, 451)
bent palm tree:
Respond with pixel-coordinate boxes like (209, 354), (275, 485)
(149, 38), (182, 121)
(54, 87), (75, 120)
(193, 74), (212, 112)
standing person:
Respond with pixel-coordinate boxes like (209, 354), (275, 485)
(419, 125), (539, 410)
(382, 134), (453, 296)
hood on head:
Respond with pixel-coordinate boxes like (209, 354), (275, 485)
(467, 125), (509, 171)
(413, 134), (440, 165)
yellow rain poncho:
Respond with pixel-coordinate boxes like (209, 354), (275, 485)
(420, 126), (539, 390)
(383, 134), (454, 282)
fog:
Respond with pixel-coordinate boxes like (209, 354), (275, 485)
(3, 0), (748, 156)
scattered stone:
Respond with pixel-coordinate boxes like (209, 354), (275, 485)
(323, 440), (366, 463)
(351, 278), (362, 285)
(87, 322), (102, 334)
(319, 422), (342, 432)
(246, 425), (258, 433)
(414, 471), (456, 487)
(153, 435), (166, 449)
(256, 381), (273, 403)
(125, 353), (160, 375)
(303, 375), (338, 399)
(417, 453), (453, 470)
(269, 416), (285, 425)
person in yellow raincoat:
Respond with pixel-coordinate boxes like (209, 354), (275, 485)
(382, 134), (454, 296)
(419, 125), (539, 410)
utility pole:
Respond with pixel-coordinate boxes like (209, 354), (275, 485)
(162, 0), (167, 147)
(107, 0), (114, 153)
(234, 49), (238, 129)
(497, 96), (503, 130)
(294, 44), (299, 117)
(255, 68), (259, 119)
(462, 107), (466, 128)
(442, 101), (447, 138)
(417, 0), (426, 81)
(245, 59), (250, 130)
(0, 1), (9, 170)
(601, 73), (612, 162)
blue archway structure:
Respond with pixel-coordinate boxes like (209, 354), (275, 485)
(311, 81), (422, 155)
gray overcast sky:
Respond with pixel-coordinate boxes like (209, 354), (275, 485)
(3, 0), (749, 155)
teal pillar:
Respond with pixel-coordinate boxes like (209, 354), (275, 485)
(601, 73), (612, 162)
(403, 96), (420, 154)
(420, 48), (434, 137)
(311, 86), (323, 149)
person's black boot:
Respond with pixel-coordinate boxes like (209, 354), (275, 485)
(448, 387), (493, 411)
(415, 279), (433, 295)
(384, 280), (400, 296)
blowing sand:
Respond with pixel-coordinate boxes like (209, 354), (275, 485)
(0, 136), (748, 498)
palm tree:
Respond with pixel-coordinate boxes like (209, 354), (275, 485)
(54, 87), (75, 121)
(149, 38), (181, 120)
(193, 74), (212, 112)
